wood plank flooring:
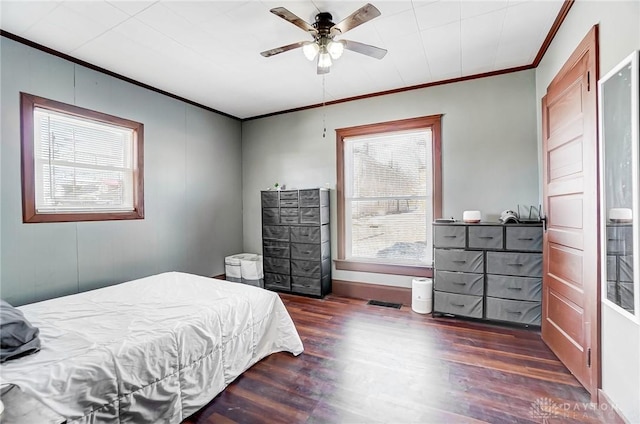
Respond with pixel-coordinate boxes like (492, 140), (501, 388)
(184, 294), (617, 424)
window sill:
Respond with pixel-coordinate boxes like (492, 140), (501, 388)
(333, 259), (432, 277)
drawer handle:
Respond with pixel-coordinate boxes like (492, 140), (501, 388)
(452, 282), (467, 285)
(451, 303), (465, 307)
(507, 287), (523, 291)
(478, 236), (494, 239)
(453, 260), (467, 264)
(507, 263), (524, 267)
(517, 237), (534, 241)
(444, 235), (458, 238)
(607, 238), (623, 242)
(506, 310), (523, 314)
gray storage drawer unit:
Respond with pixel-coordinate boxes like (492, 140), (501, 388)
(433, 222), (543, 326)
(261, 188), (331, 297)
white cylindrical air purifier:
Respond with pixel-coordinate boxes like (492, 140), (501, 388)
(412, 278), (433, 314)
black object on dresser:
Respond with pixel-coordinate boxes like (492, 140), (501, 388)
(261, 188), (331, 297)
(433, 222), (543, 326)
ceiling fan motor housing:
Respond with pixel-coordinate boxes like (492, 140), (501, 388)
(314, 12), (336, 39)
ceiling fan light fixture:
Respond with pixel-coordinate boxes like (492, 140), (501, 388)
(302, 42), (319, 61)
(327, 40), (344, 60)
(318, 52), (332, 69)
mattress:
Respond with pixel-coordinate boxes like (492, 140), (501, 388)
(0, 272), (304, 423)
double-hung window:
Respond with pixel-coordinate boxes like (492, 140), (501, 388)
(20, 93), (144, 223)
(336, 115), (442, 275)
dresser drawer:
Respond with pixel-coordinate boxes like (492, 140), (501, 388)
(261, 191), (279, 207)
(291, 225), (328, 243)
(291, 275), (324, 296)
(291, 242), (330, 261)
(434, 292), (483, 318)
(299, 189), (320, 207)
(279, 190), (298, 201)
(619, 255), (633, 282)
(606, 225), (633, 254)
(300, 206), (329, 224)
(280, 199), (299, 208)
(486, 251), (542, 277)
(468, 226), (503, 249)
(280, 207), (299, 224)
(486, 275), (541, 301)
(264, 257), (290, 274)
(433, 225), (466, 248)
(263, 225), (290, 241)
(434, 270), (484, 295)
(264, 272), (291, 291)
(619, 282), (635, 310)
(262, 208), (279, 225)
(263, 240), (290, 258)
(505, 226), (542, 252)
(485, 298), (541, 325)
(434, 249), (483, 273)
(291, 258), (330, 278)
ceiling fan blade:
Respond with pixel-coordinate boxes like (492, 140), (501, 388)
(270, 7), (317, 34)
(330, 3), (381, 36)
(342, 40), (387, 59)
(260, 41), (307, 57)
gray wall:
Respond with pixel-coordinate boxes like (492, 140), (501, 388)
(535, 1), (640, 422)
(0, 38), (244, 306)
(242, 69), (539, 289)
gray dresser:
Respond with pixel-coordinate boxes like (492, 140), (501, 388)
(433, 222), (543, 326)
(261, 188), (331, 297)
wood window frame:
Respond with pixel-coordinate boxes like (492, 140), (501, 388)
(20, 92), (144, 223)
(335, 114), (442, 276)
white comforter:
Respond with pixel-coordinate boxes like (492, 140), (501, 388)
(0, 272), (304, 423)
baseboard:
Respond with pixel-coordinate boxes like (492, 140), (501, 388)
(332, 279), (412, 305)
(597, 389), (629, 424)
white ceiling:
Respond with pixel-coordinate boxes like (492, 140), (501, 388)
(0, 0), (564, 119)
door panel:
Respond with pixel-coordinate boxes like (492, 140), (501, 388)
(541, 26), (599, 399)
(548, 195), (583, 229)
(548, 244), (584, 291)
(549, 140), (583, 180)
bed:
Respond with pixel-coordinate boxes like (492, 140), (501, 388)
(0, 272), (304, 423)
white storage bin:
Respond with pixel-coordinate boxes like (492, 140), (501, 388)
(225, 253), (264, 287)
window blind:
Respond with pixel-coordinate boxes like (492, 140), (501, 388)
(344, 128), (433, 265)
(33, 108), (135, 213)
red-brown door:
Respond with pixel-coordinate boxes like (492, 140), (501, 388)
(541, 26), (599, 399)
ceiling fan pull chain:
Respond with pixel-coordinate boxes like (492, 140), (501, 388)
(322, 75), (327, 138)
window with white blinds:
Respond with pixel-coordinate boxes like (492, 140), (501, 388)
(34, 108), (134, 213)
(345, 129), (432, 265)
(21, 93), (144, 223)
(336, 115), (442, 274)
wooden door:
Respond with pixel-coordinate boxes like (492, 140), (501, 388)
(541, 26), (599, 398)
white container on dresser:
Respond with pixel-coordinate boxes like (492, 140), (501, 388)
(432, 222), (543, 326)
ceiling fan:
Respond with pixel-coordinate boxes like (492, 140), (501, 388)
(260, 3), (387, 75)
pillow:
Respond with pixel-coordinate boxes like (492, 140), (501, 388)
(0, 299), (41, 363)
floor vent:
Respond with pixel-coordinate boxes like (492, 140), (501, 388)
(367, 300), (402, 309)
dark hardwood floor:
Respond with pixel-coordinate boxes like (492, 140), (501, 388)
(185, 294), (616, 424)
